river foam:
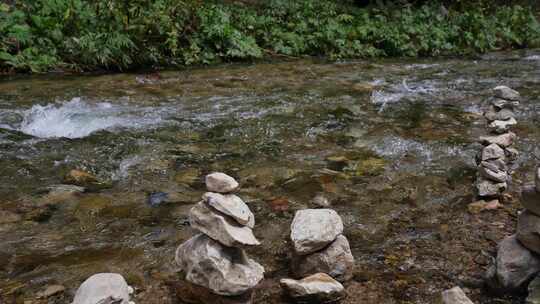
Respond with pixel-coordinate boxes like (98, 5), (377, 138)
(16, 98), (166, 139)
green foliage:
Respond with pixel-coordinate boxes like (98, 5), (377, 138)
(0, 0), (539, 73)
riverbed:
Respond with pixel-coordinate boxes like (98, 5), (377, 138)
(1, 51), (540, 303)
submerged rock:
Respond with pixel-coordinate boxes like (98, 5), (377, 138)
(292, 235), (354, 282)
(203, 192), (254, 227)
(37, 284), (65, 298)
(441, 287), (473, 304)
(280, 273), (345, 303)
(488, 118), (517, 134)
(171, 280), (254, 304)
(479, 132), (516, 148)
(481, 144), (505, 161)
(518, 211), (540, 254)
(72, 273), (132, 304)
(189, 201), (260, 247)
(175, 234), (264, 296)
(206, 172), (239, 193)
(291, 209), (344, 255)
(485, 235), (540, 292)
(64, 169), (98, 186)
(493, 85), (520, 101)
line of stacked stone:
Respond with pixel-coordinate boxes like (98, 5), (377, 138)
(175, 172), (264, 300)
(475, 86), (520, 200)
(280, 209), (355, 303)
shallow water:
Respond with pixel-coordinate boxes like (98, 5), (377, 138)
(1, 50), (540, 303)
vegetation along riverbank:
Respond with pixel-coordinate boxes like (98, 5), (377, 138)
(1, 0), (539, 74)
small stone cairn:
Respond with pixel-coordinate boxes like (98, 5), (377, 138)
(475, 86), (520, 201)
(175, 172), (264, 300)
(281, 208), (354, 302)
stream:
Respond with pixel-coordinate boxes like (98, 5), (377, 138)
(1, 50), (540, 303)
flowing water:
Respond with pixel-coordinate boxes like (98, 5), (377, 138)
(1, 50), (540, 303)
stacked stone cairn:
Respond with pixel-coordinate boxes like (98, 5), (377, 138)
(475, 86), (520, 201)
(175, 172), (264, 301)
(280, 209), (354, 303)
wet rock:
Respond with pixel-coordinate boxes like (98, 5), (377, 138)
(479, 132), (516, 148)
(42, 184), (85, 204)
(292, 235), (354, 282)
(0, 210), (21, 224)
(206, 172), (239, 193)
(148, 192), (169, 207)
(441, 286), (473, 304)
(484, 108), (515, 122)
(493, 85), (520, 101)
(311, 194), (331, 208)
(478, 162), (507, 183)
(64, 169), (98, 187)
(518, 211), (540, 254)
(291, 209), (344, 255)
(488, 118), (517, 134)
(485, 235), (540, 292)
(269, 197), (289, 212)
(481, 144), (505, 161)
(203, 192), (254, 227)
(37, 284), (65, 298)
(189, 201), (260, 247)
(468, 199), (502, 214)
(280, 273), (345, 303)
(175, 234), (264, 296)
(522, 186), (540, 216)
(476, 178), (506, 197)
(527, 275), (540, 304)
(72, 273), (132, 304)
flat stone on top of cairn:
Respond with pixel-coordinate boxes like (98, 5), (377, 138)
(205, 172), (239, 193)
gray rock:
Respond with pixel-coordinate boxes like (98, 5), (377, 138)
(488, 118), (517, 134)
(441, 287), (474, 304)
(479, 132), (516, 148)
(189, 201), (260, 247)
(484, 108), (515, 122)
(205, 173), (239, 193)
(478, 161), (507, 183)
(292, 235), (354, 282)
(312, 194), (331, 208)
(476, 178), (506, 197)
(72, 273), (132, 304)
(527, 276), (540, 304)
(481, 144), (505, 161)
(491, 98), (520, 110)
(493, 85), (520, 101)
(485, 235), (540, 292)
(505, 147), (519, 161)
(291, 209), (344, 255)
(203, 192), (254, 227)
(280, 273), (345, 303)
(175, 234), (264, 296)
(518, 211), (540, 254)
(522, 185), (540, 216)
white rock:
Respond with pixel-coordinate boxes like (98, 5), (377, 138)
(72, 273), (131, 304)
(205, 173), (239, 193)
(291, 209), (344, 255)
(493, 86), (520, 101)
(488, 118), (517, 134)
(292, 235), (354, 282)
(441, 287), (474, 304)
(481, 144), (505, 161)
(478, 162), (507, 183)
(175, 234), (264, 296)
(475, 178), (506, 197)
(189, 201), (260, 247)
(203, 192), (254, 227)
(479, 132), (516, 148)
(280, 273), (345, 303)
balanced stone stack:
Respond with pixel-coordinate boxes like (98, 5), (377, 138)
(175, 172), (264, 301)
(475, 86), (520, 199)
(281, 209), (354, 302)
